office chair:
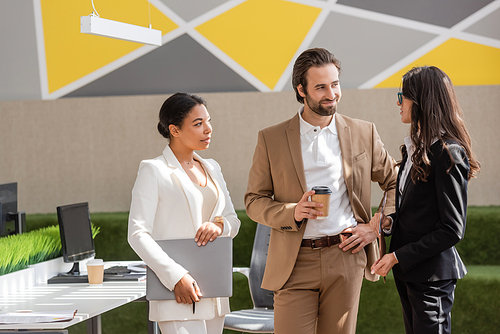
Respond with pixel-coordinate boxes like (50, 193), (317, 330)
(224, 224), (274, 333)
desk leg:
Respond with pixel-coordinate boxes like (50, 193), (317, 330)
(87, 314), (102, 334)
(147, 301), (160, 334)
(148, 320), (160, 334)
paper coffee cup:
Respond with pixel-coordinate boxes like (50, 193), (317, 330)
(86, 259), (104, 284)
(311, 186), (332, 219)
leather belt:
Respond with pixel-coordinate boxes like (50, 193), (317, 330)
(301, 234), (351, 249)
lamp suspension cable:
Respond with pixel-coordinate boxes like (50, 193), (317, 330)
(148, 2), (152, 29)
(90, 0), (99, 17)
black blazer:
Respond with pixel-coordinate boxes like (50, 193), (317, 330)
(389, 139), (469, 282)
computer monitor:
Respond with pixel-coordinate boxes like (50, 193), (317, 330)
(49, 202), (145, 284)
(56, 202), (95, 275)
(0, 182), (26, 237)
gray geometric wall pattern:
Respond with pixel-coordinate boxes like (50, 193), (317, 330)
(0, 0), (498, 101)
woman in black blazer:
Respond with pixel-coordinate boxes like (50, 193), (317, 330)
(371, 66), (480, 334)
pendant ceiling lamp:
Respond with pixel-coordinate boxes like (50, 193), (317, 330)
(80, 0), (162, 46)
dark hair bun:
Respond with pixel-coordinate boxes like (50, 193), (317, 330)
(157, 122), (169, 139)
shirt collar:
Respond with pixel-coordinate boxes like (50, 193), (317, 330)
(403, 136), (415, 159)
(404, 132), (443, 158)
(298, 106), (338, 135)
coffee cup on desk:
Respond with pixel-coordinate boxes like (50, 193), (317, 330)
(86, 259), (104, 284)
(311, 186), (332, 219)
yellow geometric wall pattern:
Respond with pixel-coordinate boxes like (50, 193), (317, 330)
(2, 1), (498, 100)
(41, 0), (178, 93)
(195, 0), (321, 90)
(376, 38), (500, 88)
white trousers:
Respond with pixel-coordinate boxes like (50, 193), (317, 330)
(158, 314), (225, 334)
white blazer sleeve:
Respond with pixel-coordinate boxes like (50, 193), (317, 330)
(127, 161), (188, 291)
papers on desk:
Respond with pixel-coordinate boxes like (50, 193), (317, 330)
(0, 310), (77, 324)
(127, 262), (147, 273)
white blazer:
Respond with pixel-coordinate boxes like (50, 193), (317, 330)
(128, 145), (240, 322)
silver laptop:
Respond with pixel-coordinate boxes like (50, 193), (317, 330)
(146, 237), (232, 300)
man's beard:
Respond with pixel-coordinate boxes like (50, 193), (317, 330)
(305, 94), (337, 116)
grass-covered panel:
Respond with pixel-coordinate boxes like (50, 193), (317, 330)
(0, 223), (99, 275)
(89, 212), (140, 261)
(0, 225), (61, 275)
(456, 206), (500, 265)
(233, 210), (257, 267)
(453, 265), (500, 333)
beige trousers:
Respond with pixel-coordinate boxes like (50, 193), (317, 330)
(273, 244), (367, 334)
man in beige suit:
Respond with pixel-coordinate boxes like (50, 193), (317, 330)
(245, 48), (397, 334)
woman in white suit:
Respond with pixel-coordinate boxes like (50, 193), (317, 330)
(128, 92), (240, 334)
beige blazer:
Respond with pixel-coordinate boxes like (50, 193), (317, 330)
(128, 145), (240, 322)
(245, 113), (397, 291)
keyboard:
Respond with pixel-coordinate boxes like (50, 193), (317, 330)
(47, 266), (144, 284)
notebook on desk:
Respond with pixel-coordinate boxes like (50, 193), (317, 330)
(146, 237), (232, 301)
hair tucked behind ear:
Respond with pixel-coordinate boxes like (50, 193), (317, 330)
(401, 66), (480, 182)
(157, 92), (206, 139)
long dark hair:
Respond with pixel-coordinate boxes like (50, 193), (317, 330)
(400, 66), (480, 182)
(157, 92), (206, 139)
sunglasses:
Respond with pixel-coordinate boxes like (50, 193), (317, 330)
(397, 92), (403, 104)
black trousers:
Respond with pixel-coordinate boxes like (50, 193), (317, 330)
(394, 277), (457, 334)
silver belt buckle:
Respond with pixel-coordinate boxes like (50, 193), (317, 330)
(310, 238), (323, 250)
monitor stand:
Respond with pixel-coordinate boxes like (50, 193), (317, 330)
(47, 262), (89, 284)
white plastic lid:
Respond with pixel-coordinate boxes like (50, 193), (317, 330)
(86, 259), (104, 266)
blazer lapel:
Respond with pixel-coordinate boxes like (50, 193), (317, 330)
(336, 114), (354, 204)
(286, 114), (308, 193)
(162, 145), (202, 229)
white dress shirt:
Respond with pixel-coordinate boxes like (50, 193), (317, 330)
(298, 108), (357, 238)
(383, 136), (413, 236)
(398, 136), (415, 203)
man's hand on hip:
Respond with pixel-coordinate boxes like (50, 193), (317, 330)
(339, 224), (378, 254)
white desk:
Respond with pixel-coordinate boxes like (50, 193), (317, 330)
(0, 261), (149, 334)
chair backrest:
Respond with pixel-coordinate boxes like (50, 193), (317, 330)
(248, 224), (274, 309)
